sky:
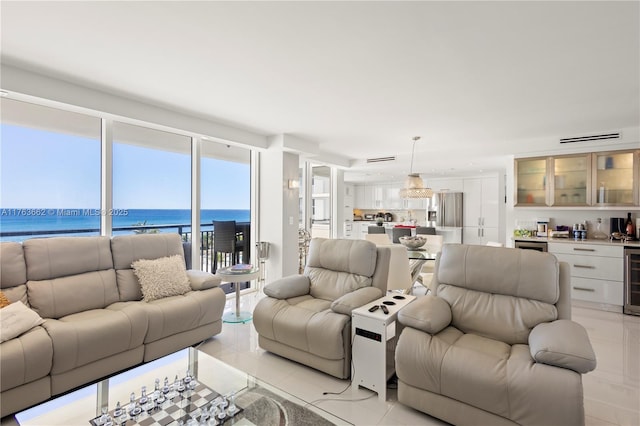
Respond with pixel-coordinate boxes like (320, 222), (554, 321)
(0, 124), (250, 209)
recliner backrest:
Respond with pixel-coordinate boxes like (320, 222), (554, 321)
(23, 236), (117, 318)
(111, 233), (185, 301)
(0, 242), (29, 305)
(304, 238), (381, 301)
(433, 244), (561, 344)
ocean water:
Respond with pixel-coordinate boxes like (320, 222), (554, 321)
(0, 208), (250, 241)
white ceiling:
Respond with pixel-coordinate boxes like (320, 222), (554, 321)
(1, 1), (639, 183)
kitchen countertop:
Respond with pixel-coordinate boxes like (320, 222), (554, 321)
(512, 235), (640, 247)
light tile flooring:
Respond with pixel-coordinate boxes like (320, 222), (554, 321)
(3, 289), (639, 426)
(202, 290), (640, 426)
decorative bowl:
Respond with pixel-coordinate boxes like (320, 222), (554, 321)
(398, 235), (427, 250)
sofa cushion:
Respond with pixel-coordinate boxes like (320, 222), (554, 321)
(111, 234), (186, 301)
(132, 255), (191, 302)
(0, 326), (52, 392)
(437, 286), (558, 345)
(307, 268), (372, 301)
(437, 244), (560, 304)
(110, 289), (224, 345)
(253, 296), (347, 360)
(23, 237), (113, 281)
(306, 238), (377, 277)
(0, 242), (27, 288)
(27, 270), (119, 318)
(0, 301), (44, 343)
(396, 326), (584, 425)
(42, 307), (147, 374)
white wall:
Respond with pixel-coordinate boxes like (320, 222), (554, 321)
(259, 139), (301, 280)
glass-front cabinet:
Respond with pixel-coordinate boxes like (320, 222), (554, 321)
(592, 150), (638, 206)
(515, 157), (548, 206)
(551, 154), (591, 206)
(515, 149), (640, 207)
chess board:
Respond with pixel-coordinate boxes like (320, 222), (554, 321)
(90, 382), (243, 426)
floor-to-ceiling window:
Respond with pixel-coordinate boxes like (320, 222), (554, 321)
(0, 99), (101, 241)
(112, 122), (191, 237)
(200, 140), (251, 273)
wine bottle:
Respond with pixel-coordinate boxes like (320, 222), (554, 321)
(626, 212), (635, 237)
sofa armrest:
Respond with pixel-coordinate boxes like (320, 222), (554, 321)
(397, 295), (452, 335)
(331, 287), (383, 315)
(264, 275), (310, 299)
(529, 319), (597, 374)
(186, 270), (222, 291)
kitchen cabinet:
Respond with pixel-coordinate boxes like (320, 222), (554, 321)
(515, 157), (548, 206)
(592, 150), (638, 206)
(463, 176), (499, 245)
(344, 184), (354, 220)
(551, 154), (591, 206)
(548, 242), (624, 311)
(515, 149), (640, 207)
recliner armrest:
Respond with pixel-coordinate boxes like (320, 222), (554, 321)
(529, 319), (597, 374)
(397, 295), (452, 334)
(264, 275), (311, 299)
(187, 269), (221, 290)
(331, 287), (383, 315)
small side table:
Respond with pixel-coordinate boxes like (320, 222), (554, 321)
(351, 293), (415, 401)
(216, 268), (259, 324)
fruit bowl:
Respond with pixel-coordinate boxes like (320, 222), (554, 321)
(398, 235), (427, 250)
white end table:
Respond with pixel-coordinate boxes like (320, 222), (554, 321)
(351, 293), (415, 401)
(216, 267), (259, 323)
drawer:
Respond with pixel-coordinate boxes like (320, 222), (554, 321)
(570, 277), (623, 305)
(553, 253), (623, 281)
(548, 242), (623, 258)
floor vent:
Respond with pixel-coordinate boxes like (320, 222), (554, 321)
(560, 133), (621, 144)
(366, 156), (396, 163)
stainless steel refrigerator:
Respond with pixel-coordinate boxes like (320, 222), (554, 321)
(426, 192), (464, 227)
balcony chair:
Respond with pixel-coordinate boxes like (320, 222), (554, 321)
(212, 220), (242, 273)
(253, 238), (393, 379)
(395, 244), (597, 426)
(392, 227), (412, 243)
(368, 226), (386, 234)
(415, 226), (436, 235)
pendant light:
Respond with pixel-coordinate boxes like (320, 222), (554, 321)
(399, 136), (433, 199)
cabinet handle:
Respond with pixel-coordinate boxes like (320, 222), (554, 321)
(573, 264), (595, 269)
(573, 286), (595, 292)
(573, 248), (595, 252)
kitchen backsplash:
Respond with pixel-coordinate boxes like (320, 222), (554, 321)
(355, 209), (426, 224)
(512, 209), (639, 237)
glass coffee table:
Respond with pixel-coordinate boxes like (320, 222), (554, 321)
(15, 347), (349, 426)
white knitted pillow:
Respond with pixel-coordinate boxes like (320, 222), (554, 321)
(132, 255), (191, 302)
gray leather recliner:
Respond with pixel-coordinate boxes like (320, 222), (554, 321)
(395, 244), (597, 426)
(253, 238), (392, 379)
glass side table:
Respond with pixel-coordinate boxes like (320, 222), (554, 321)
(217, 267), (260, 323)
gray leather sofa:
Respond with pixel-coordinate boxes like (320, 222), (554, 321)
(395, 244), (597, 426)
(0, 233), (225, 418)
(253, 238), (392, 379)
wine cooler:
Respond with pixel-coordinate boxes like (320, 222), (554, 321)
(624, 248), (640, 316)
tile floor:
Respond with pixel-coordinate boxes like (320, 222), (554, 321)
(2, 288), (639, 426)
(200, 290), (640, 426)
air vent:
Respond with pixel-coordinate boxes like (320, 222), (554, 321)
(366, 156), (396, 163)
(560, 133), (621, 144)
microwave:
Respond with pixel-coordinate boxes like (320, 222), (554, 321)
(364, 214), (375, 220)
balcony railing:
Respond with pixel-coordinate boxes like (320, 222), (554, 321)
(0, 222), (251, 274)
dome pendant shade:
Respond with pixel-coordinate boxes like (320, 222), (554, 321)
(399, 137), (433, 199)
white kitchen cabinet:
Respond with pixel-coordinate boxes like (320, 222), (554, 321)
(344, 184), (354, 220)
(547, 242), (624, 311)
(425, 178), (464, 192)
(463, 176), (499, 245)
